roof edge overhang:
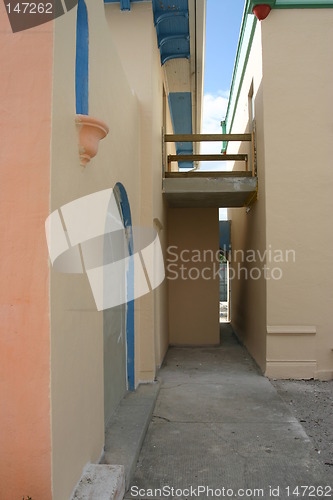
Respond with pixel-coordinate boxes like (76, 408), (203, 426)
(250, 0), (333, 10)
(160, 0), (206, 167)
(104, 0), (206, 167)
(222, 0), (333, 145)
(188, 0), (206, 139)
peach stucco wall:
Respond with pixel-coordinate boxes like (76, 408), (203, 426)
(0, 5), (52, 499)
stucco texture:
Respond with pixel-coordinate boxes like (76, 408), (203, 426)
(167, 208), (220, 346)
(0, 3), (53, 499)
(262, 9), (333, 380)
(228, 24), (267, 372)
(50, 2), (141, 498)
(228, 9), (333, 380)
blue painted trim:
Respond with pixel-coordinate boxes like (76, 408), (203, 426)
(75, 0), (89, 115)
(104, 0), (148, 6)
(152, 0), (190, 66)
(115, 183), (135, 392)
(158, 34), (190, 48)
(154, 11), (189, 27)
(161, 53), (190, 65)
(120, 0), (131, 10)
(168, 92), (193, 169)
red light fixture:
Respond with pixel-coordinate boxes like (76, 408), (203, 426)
(252, 4), (271, 21)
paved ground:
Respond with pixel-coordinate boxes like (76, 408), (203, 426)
(125, 325), (332, 500)
(272, 379), (333, 473)
(101, 382), (160, 487)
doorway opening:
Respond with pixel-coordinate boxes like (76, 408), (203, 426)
(103, 183), (135, 428)
(114, 182), (135, 392)
(219, 220), (231, 323)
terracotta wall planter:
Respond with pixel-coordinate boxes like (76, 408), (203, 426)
(75, 114), (109, 166)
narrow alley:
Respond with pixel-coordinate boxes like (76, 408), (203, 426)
(125, 325), (331, 499)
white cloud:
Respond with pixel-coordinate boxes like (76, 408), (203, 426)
(200, 91), (231, 171)
(201, 92), (230, 220)
(202, 92), (228, 135)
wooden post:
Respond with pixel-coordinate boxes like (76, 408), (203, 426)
(168, 154), (248, 162)
(164, 133), (252, 142)
(162, 126), (165, 178)
(251, 128), (256, 177)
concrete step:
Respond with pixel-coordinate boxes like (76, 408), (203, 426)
(101, 382), (160, 489)
(71, 464), (125, 500)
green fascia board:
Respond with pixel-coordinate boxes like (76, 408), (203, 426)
(273, 0), (333, 8)
(223, 7), (257, 137)
(221, 120), (227, 153)
(249, 0), (333, 12)
(223, 0), (333, 140)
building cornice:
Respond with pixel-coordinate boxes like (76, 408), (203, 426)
(250, 0), (333, 11)
(222, 0), (333, 146)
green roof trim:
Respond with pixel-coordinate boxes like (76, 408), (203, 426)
(249, 0), (333, 12)
(222, 0), (333, 145)
(248, 0), (276, 10)
(222, 5), (257, 148)
(273, 0), (333, 7)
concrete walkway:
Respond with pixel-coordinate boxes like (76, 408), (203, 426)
(125, 325), (332, 500)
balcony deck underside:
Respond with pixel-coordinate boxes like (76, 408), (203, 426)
(163, 172), (258, 208)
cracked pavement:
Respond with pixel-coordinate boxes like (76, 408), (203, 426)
(125, 325), (333, 500)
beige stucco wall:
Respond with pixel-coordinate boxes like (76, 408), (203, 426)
(168, 208), (220, 346)
(261, 9), (333, 380)
(228, 24), (267, 372)
(229, 9), (333, 380)
(50, 2), (141, 498)
(105, 3), (169, 378)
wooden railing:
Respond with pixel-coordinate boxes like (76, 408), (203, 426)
(164, 133), (257, 176)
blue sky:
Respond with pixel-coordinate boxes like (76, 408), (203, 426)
(204, 0), (245, 95)
(201, 0), (245, 218)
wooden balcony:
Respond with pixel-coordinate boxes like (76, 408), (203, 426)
(162, 133), (258, 208)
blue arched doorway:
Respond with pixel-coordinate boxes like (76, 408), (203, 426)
(114, 183), (135, 391)
(103, 184), (135, 426)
